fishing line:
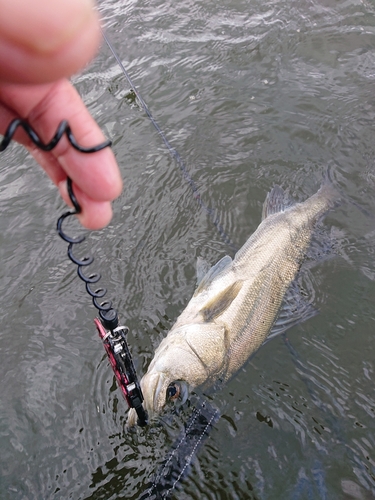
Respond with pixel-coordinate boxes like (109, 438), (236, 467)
(101, 27), (229, 497)
(139, 400), (220, 499)
(101, 27), (343, 500)
(101, 28), (236, 251)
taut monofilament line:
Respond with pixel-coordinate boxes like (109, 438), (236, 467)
(101, 28), (236, 251)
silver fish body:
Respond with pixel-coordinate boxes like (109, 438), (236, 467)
(127, 185), (336, 426)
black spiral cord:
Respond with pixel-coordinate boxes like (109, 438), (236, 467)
(0, 118), (111, 153)
(1, 118), (117, 323)
(1, 118), (148, 426)
(56, 178), (120, 328)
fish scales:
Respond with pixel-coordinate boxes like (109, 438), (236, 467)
(127, 184), (336, 426)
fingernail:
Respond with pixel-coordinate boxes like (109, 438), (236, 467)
(58, 179), (73, 207)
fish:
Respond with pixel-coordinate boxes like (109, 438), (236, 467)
(127, 184), (337, 427)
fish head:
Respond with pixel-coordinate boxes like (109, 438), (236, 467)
(127, 328), (210, 427)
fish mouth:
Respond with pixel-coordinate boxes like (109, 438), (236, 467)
(152, 372), (169, 412)
(126, 370), (171, 427)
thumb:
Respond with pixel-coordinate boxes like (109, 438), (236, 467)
(0, 0), (101, 84)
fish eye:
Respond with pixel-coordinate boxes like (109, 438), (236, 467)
(167, 382), (180, 401)
(167, 381), (189, 406)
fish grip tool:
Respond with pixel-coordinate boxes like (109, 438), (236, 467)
(0, 118), (148, 427)
(95, 319), (146, 423)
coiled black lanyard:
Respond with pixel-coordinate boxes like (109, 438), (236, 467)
(0, 118), (148, 426)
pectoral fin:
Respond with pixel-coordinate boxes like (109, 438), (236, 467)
(195, 255), (233, 295)
(196, 257), (211, 286)
(200, 281), (243, 322)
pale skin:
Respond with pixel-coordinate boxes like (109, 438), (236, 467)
(0, 0), (123, 230)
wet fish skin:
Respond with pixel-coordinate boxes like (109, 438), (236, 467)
(127, 185), (336, 426)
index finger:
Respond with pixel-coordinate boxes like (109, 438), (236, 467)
(0, 79), (123, 203)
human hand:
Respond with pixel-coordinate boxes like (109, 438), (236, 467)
(0, 0), (122, 229)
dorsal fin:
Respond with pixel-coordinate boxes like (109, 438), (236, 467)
(262, 185), (294, 220)
(200, 281), (243, 321)
(194, 255), (233, 295)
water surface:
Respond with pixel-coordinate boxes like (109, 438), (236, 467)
(1, 0), (375, 498)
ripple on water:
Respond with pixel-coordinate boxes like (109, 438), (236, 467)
(2, 0), (375, 498)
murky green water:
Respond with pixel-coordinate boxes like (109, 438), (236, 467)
(1, 0), (375, 498)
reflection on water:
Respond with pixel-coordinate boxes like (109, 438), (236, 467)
(1, 0), (375, 498)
